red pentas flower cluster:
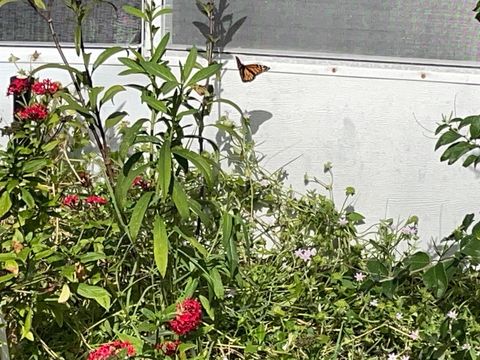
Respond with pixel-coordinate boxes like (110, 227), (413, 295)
(85, 195), (108, 205)
(32, 79), (60, 95)
(169, 298), (202, 336)
(87, 340), (135, 360)
(62, 194), (80, 208)
(7, 77), (30, 96)
(132, 175), (150, 190)
(62, 194), (108, 208)
(156, 340), (181, 356)
(16, 103), (49, 121)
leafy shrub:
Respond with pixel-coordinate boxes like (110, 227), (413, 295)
(1, 1), (480, 360)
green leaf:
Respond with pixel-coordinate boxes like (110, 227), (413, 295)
(119, 57), (145, 73)
(366, 259), (389, 276)
(153, 216), (169, 277)
(471, 116), (480, 138)
(152, 33), (170, 63)
(105, 111), (128, 129)
(23, 159), (48, 173)
(462, 237), (480, 261)
(222, 212), (238, 275)
(423, 262), (448, 298)
(405, 251), (430, 271)
(141, 93), (167, 112)
(128, 191), (153, 241)
(183, 47), (197, 82)
(440, 142), (475, 165)
(172, 147), (214, 186)
(33, 0), (45, 9)
(199, 295), (214, 320)
(209, 268), (224, 299)
(0, 0), (19, 8)
(100, 85), (126, 107)
(435, 130), (462, 150)
(0, 191), (12, 218)
(463, 154), (479, 168)
(157, 140), (172, 201)
(122, 4), (147, 20)
(172, 181), (190, 219)
(41, 140), (60, 152)
(58, 284), (71, 304)
(173, 226), (208, 258)
(153, 6), (172, 19)
(77, 284), (111, 310)
(142, 62), (177, 82)
(21, 307), (33, 340)
(88, 86), (104, 107)
(188, 198), (211, 227)
(32, 63), (83, 78)
(186, 63), (221, 87)
(21, 189), (35, 208)
(93, 47), (124, 71)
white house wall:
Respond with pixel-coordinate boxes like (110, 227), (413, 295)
(1, 49), (480, 245)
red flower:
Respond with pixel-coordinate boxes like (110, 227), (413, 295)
(88, 340), (136, 360)
(16, 103), (49, 121)
(7, 77), (30, 96)
(156, 340), (181, 356)
(85, 195), (108, 205)
(132, 176), (149, 190)
(31, 79), (61, 95)
(169, 298), (202, 336)
(62, 194), (80, 208)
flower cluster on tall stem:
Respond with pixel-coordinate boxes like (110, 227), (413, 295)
(169, 298), (202, 336)
(87, 340), (135, 360)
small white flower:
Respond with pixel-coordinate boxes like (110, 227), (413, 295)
(370, 299), (378, 307)
(243, 110), (251, 120)
(400, 356), (410, 360)
(395, 312), (403, 320)
(409, 329), (420, 340)
(462, 343), (471, 351)
(338, 216), (348, 226)
(387, 353), (397, 360)
(471, 263), (480, 271)
(354, 272), (366, 282)
(447, 309), (458, 320)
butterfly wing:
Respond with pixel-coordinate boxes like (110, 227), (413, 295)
(236, 56), (270, 82)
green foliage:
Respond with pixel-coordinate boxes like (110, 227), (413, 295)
(2, 1), (480, 360)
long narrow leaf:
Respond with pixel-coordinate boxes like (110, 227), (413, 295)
(128, 192), (153, 241)
(153, 216), (169, 277)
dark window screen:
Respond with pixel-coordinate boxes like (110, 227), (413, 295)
(0, 1), (141, 44)
(169, 0), (480, 62)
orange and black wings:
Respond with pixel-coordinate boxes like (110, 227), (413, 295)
(235, 56), (270, 83)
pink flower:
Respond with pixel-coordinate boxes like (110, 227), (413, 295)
(16, 103), (48, 121)
(62, 194), (80, 208)
(156, 340), (181, 356)
(169, 298), (202, 336)
(85, 195), (108, 205)
(354, 272), (366, 282)
(294, 248), (317, 262)
(7, 77), (30, 96)
(88, 340), (136, 360)
(31, 79), (60, 95)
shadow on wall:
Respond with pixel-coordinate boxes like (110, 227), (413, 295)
(193, 0), (247, 52)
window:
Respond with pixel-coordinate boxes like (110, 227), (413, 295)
(168, 0), (480, 64)
(0, 0), (142, 45)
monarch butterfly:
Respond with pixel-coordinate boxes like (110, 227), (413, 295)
(235, 56), (270, 83)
